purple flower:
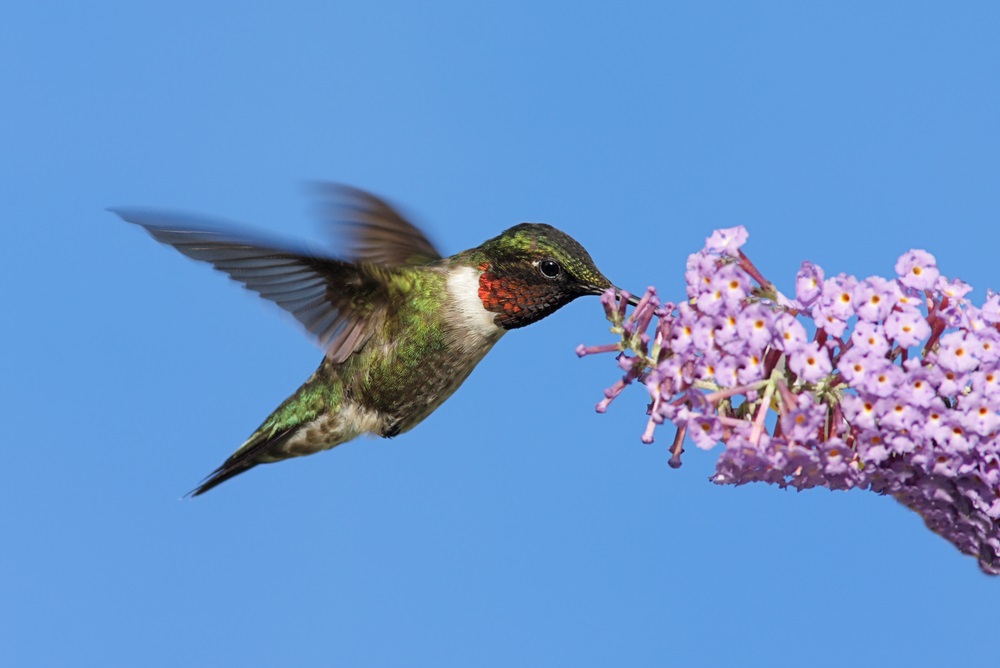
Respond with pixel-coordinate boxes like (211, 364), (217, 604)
(669, 302), (698, 355)
(936, 331), (980, 373)
(884, 309), (931, 349)
(780, 396), (825, 443)
(980, 290), (1000, 324)
(931, 365), (968, 397)
(971, 328), (1000, 364)
(695, 284), (726, 316)
(704, 226), (749, 257)
(963, 305), (990, 335)
(656, 355), (690, 393)
(971, 365), (1000, 399)
(886, 433), (918, 455)
(617, 352), (641, 372)
(796, 261), (824, 306)
(688, 412), (725, 450)
(930, 450), (964, 477)
(861, 359), (903, 398)
(735, 303), (775, 351)
(980, 454), (1000, 487)
(939, 287), (973, 327)
(850, 321), (891, 357)
(895, 249), (940, 291)
(820, 438), (858, 489)
(895, 289), (925, 312)
(811, 274), (859, 337)
(772, 313), (808, 353)
(737, 351), (766, 385)
(711, 263), (749, 309)
(713, 434), (768, 486)
(694, 352), (722, 383)
(910, 399), (948, 442)
(691, 315), (719, 352)
(599, 288), (620, 320)
(820, 438), (852, 467)
(961, 401), (1000, 437)
(876, 398), (920, 432)
(856, 430), (890, 466)
(841, 394), (879, 430)
(685, 251), (716, 299)
(838, 347), (874, 386)
(820, 273), (858, 320)
(812, 308), (849, 338)
(788, 340), (833, 382)
(938, 276), (974, 302)
(853, 276), (899, 322)
(715, 353), (742, 387)
(715, 314), (744, 354)
(899, 362), (936, 408)
(932, 417), (977, 454)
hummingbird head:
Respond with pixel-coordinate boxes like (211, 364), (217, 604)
(472, 223), (632, 330)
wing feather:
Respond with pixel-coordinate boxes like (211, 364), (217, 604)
(113, 209), (382, 363)
(311, 183), (443, 266)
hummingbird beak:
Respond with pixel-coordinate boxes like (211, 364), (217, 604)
(616, 287), (641, 306)
(587, 281), (641, 306)
(589, 284), (641, 306)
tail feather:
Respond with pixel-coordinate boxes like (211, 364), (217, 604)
(186, 427), (295, 497)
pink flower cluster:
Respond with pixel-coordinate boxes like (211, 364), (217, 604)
(579, 227), (1000, 575)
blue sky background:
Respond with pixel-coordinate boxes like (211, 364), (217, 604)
(3, 2), (998, 666)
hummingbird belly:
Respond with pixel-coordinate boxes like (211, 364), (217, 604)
(276, 402), (384, 459)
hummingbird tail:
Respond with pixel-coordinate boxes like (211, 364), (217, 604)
(186, 427), (295, 497)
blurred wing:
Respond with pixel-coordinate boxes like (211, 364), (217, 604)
(113, 209), (384, 363)
(311, 183), (442, 266)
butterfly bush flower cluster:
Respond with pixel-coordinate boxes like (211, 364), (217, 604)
(578, 227), (1000, 575)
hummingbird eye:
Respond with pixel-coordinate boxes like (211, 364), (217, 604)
(539, 259), (562, 279)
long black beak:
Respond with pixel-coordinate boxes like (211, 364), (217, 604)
(617, 288), (641, 306)
(587, 283), (641, 306)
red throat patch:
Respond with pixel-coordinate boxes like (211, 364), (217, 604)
(476, 261), (565, 328)
(478, 269), (524, 315)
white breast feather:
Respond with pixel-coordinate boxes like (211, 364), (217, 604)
(446, 266), (505, 349)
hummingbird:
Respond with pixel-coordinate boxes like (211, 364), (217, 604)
(115, 185), (635, 495)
